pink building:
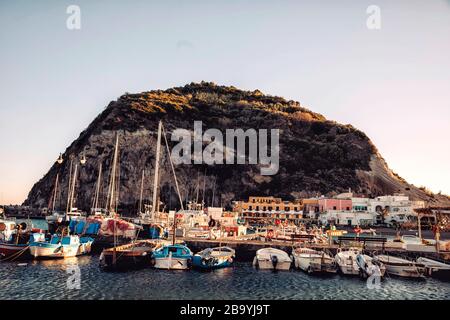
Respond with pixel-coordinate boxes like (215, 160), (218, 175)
(318, 198), (352, 212)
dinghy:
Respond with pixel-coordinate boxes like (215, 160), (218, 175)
(291, 247), (337, 274)
(416, 257), (450, 281)
(375, 254), (425, 278)
(152, 244), (193, 270)
(253, 248), (291, 271)
(29, 235), (94, 259)
(192, 246), (235, 270)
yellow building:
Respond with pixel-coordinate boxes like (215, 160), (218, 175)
(233, 196), (304, 223)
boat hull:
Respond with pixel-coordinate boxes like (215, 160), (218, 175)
(384, 264), (424, 278)
(192, 256), (233, 270)
(153, 257), (191, 270)
(255, 258), (291, 271)
(29, 240), (93, 259)
(294, 255), (337, 274)
(0, 243), (32, 260)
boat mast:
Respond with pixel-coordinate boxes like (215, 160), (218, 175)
(68, 164), (78, 213)
(138, 169), (145, 214)
(108, 134), (120, 216)
(51, 173), (59, 212)
(92, 163), (102, 210)
(151, 121), (162, 222)
(65, 159), (74, 213)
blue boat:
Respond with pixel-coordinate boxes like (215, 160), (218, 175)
(152, 244), (193, 270)
(29, 235), (94, 259)
(192, 246), (236, 270)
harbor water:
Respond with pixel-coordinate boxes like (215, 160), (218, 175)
(0, 255), (449, 300)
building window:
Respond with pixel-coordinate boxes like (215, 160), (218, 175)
(346, 207), (350, 211)
(333, 206), (337, 210)
(256, 206), (259, 211)
(268, 206), (272, 211)
(285, 207), (290, 211)
(249, 206), (252, 210)
(276, 206), (280, 211)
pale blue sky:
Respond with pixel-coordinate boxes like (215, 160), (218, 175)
(0, 0), (449, 204)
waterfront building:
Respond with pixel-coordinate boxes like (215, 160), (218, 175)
(234, 196), (303, 224)
(369, 194), (424, 225)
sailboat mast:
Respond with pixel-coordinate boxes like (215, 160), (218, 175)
(108, 134), (120, 215)
(139, 169), (145, 214)
(151, 121), (162, 221)
(68, 164), (78, 212)
(51, 173), (59, 212)
(66, 159), (74, 213)
(93, 163), (102, 210)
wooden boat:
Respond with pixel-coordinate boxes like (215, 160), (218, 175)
(375, 254), (425, 278)
(416, 257), (450, 281)
(0, 232), (46, 261)
(253, 248), (291, 271)
(152, 244), (193, 270)
(291, 247), (337, 274)
(192, 246), (235, 270)
(29, 235), (94, 259)
(99, 240), (162, 271)
(335, 248), (362, 276)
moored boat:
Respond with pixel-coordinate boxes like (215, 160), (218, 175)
(152, 244), (193, 270)
(375, 254), (425, 278)
(192, 246), (235, 270)
(356, 253), (386, 278)
(29, 235), (94, 259)
(416, 257), (450, 281)
(291, 247), (337, 274)
(100, 239), (162, 271)
(253, 248), (291, 271)
(334, 247), (361, 276)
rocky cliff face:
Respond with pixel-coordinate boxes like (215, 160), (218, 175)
(24, 82), (449, 213)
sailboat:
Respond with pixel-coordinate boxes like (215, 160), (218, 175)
(148, 121), (193, 270)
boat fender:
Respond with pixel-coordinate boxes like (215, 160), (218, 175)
(227, 257), (233, 264)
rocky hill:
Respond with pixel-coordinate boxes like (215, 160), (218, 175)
(24, 82), (450, 213)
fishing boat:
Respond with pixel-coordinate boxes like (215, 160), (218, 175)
(192, 246), (236, 270)
(416, 257), (450, 281)
(0, 221), (46, 261)
(253, 248), (291, 271)
(356, 253), (386, 278)
(375, 254), (425, 278)
(334, 247), (362, 276)
(291, 247), (337, 274)
(152, 244), (193, 270)
(99, 239), (162, 271)
(29, 234), (94, 259)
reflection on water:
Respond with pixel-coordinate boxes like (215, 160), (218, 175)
(0, 256), (449, 300)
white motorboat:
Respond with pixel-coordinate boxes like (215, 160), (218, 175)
(335, 247), (362, 275)
(291, 247), (337, 274)
(356, 253), (386, 278)
(253, 248), (291, 271)
(416, 257), (450, 280)
(375, 254), (425, 278)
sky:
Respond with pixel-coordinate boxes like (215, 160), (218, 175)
(0, 0), (449, 204)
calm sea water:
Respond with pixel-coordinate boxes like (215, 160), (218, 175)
(0, 256), (449, 300)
